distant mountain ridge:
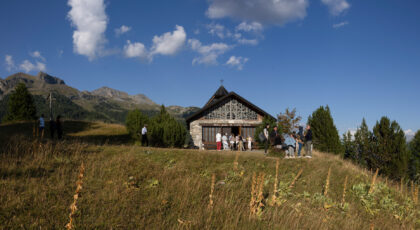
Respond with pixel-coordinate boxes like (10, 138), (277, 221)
(0, 72), (199, 123)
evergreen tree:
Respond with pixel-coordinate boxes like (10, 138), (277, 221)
(354, 118), (371, 166)
(307, 105), (342, 154)
(277, 108), (302, 134)
(408, 130), (420, 182)
(370, 117), (408, 179)
(149, 105), (187, 148)
(125, 109), (149, 142)
(343, 131), (356, 161)
(3, 83), (37, 122)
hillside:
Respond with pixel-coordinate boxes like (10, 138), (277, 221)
(1, 122), (419, 229)
(0, 72), (199, 123)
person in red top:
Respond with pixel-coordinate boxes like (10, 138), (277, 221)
(216, 130), (222, 151)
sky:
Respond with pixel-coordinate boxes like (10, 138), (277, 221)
(1, 0), (419, 136)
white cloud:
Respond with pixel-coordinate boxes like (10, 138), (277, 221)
(405, 129), (416, 142)
(206, 0), (309, 25)
(226, 56), (248, 70)
(236, 22), (263, 33)
(188, 39), (232, 65)
(237, 38), (259, 45)
(321, 0), (350, 16)
(150, 25), (186, 56)
(194, 29), (200, 35)
(123, 40), (147, 58)
(30, 51), (46, 61)
(333, 21), (349, 29)
(207, 23), (227, 39)
(115, 25), (131, 36)
(67, 0), (108, 60)
(405, 129), (415, 136)
(5, 55), (16, 72)
(19, 60), (46, 73)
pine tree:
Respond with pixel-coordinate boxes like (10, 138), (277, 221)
(307, 105), (342, 154)
(343, 131), (356, 161)
(125, 109), (149, 142)
(3, 83), (37, 122)
(354, 118), (371, 166)
(370, 117), (408, 179)
(149, 105), (187, 148)
(277, 108), (302, 134)
(408, 130), (420, 182)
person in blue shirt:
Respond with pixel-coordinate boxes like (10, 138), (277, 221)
(39, 114), (45, 133)
(283, 133), (296, 159)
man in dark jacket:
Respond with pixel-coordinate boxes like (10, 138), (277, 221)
(304, 125), (313, 158)
(270, 126), (282, 148)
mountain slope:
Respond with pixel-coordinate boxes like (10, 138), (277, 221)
(0, 72), (199, 123)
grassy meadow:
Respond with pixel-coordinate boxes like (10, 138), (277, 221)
(1, 121), (420, 229)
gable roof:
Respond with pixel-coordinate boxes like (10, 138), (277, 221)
(203, 85), (229, 107)
(186, 87), (275, 124)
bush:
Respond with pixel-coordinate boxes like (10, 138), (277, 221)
(149, 106), (187, 148)
(125, 109), (149, 142)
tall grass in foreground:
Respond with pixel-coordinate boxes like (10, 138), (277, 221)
(1, 135), (420, 229)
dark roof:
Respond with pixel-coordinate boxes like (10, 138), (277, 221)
(186, 87), (275, 124)
(203, 85), (229, 107)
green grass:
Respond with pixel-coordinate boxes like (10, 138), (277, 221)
(1, 122), (420, 229)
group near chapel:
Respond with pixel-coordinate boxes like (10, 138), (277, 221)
(185, 86), (314, 158)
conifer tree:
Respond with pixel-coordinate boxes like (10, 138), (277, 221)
(307, 105), (342, 154)
(408, 130), (420, 182)
(343, 131), (356, 161)
(125, 109), (149, 142)
(370, 117), (408, 179)
(354, 118), (371, 166)
(149, 105), (187, 148)
(3, 83), (37, 122)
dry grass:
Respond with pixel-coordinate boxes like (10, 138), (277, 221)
(1, 134), (420, 229)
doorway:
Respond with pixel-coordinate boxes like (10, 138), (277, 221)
(231, 126), (240, 136)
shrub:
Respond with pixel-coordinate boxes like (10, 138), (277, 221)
(125, 109), (149, 142)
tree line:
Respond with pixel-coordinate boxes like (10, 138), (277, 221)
(256, 105), (420, 182)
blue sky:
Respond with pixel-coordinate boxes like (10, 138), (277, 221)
(1, 0), (419, 136)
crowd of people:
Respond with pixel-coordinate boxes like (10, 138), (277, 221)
(213, 124), (313, 158)
(216, 132), (254, 151)
(263, 124), (313, 158)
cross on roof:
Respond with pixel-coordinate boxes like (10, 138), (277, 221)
(220, 79), (224, 86)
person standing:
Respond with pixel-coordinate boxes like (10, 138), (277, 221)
(222, 133), (229, 150)
(247, 136), (252, 151)
(216, 130), (222, 151)
(263, 125), (270, 154)
(141, 124), (148, 146)
(49, 119), (55, 139)
(56, 115), (63, 140)
(39, 114), (45, 136)
(297, 126), (304, 158)
(304, 125), (313, 158)
(229, 135), (235, 150)
(238, 135), (244, 151)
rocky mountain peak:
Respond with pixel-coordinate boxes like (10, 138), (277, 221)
(91, 87), (129, 98)
(37, 72), (66, 85)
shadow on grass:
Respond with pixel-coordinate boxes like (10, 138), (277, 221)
(0, 120), (132, 146)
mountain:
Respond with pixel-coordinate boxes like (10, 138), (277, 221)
(0, 72), (199, 123)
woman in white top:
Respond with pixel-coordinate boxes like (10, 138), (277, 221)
(247, 136), (252, 151)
